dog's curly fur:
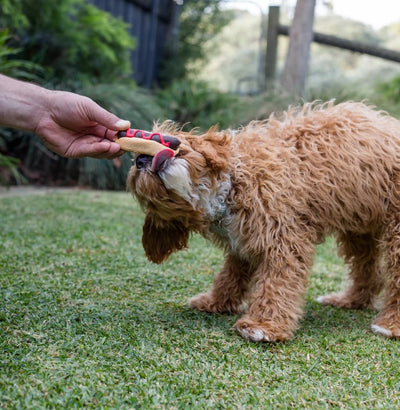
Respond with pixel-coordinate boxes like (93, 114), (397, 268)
(127, 101), (400, 342)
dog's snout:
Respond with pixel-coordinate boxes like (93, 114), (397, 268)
(135, 154), (152, 170)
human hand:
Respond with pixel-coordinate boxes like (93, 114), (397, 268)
(35, 90), (130, 159)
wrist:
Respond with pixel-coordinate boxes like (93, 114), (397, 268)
(0, 74), (52, 132)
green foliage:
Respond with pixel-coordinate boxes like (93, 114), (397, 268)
(160, 1), (233, 84)
(0, 0), (27, 28)
(0, 0), (135, 85)
(378, 75), (400, 103)
(196, 11), (264, 93)
(82, 83), (165, 131)
(1, 191), (400, 407)
(0, 29), (40, 186)
(0, 153), (26, 186)
(0, 29), (42, 80)
(156, 80), (239, 130)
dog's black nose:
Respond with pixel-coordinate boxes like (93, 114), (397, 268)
(135, 154), (152, 170)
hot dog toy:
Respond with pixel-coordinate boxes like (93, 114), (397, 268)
(115, 129), (181, 157)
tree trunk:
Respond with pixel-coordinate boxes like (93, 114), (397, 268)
(280, 0), (316, 96)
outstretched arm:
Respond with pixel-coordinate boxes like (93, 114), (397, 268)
(0, 74), (130, 159)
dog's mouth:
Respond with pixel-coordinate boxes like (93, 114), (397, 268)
(135, 149), (174, 173)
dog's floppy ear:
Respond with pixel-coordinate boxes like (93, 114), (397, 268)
(188, 128), (231, 171)
(142, 213), (189, 264)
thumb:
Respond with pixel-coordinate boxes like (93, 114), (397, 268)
(88, 100), (130, 131)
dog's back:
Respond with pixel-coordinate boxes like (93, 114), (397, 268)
(231, 101), (400, 235)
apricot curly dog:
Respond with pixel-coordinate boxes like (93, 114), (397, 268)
(128, 101), (400, 342)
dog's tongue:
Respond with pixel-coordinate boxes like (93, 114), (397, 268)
(151, 148), (174, 172)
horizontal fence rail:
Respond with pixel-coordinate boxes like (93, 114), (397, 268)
(265, 5), (400, 86)
(278, 24), (400, 63)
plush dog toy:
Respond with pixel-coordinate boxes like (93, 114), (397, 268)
(115, 129), (181, 157)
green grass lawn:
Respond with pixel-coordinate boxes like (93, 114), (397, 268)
(1, 190), (399, 408)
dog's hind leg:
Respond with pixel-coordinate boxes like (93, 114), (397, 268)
(371, 216), (400, 339)
(317, 232), (384, 309)
(189, 253), (252, 314)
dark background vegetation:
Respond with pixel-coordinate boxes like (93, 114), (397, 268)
(1, 0), (400, 189)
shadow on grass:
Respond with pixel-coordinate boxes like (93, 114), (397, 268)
(149, 297), (382, 345)
(298, 300), (377, 341)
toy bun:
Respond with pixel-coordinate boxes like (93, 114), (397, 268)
(115, 129), (180, 156)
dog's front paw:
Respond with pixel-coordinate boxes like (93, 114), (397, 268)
(189, 292), (243, 314)
(234, 316), (293, 343)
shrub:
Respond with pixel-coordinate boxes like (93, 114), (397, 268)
(0, 136), (26, 186)
(159, 1), (233, 85)
(0, 29), (42, 186)
(0, 0), (135, 85)
(156, 80), (238, 130)
(0, 29), (42, 80)
(378, 75), (400, 103)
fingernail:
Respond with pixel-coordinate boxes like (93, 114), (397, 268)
(115, 120), (131, 130)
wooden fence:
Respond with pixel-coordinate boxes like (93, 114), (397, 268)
(88, 0), (180, 87)
(265, 5), (400, 85)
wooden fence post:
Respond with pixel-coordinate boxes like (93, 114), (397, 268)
(280, 0), (316, 96)
(265, 6), (280, 89)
